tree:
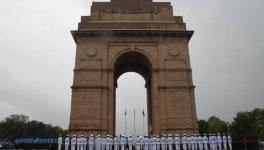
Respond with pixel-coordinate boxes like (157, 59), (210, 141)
(230, 108), (264, 139)
(198, 119), (209, 134)
(0, 114), (66, 140)
(208, 116), (229, 133)
(0, 114), (29, 139)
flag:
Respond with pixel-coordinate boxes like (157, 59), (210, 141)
(143, 109), (145, 117)
(124, 108), (127, 116)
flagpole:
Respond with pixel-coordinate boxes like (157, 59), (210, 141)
(134, 108), (136, 136)
(124, 108), (127, 136)
(142, 109), (145, 136)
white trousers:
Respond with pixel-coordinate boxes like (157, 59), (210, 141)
(121, 145), (125, 150)
(128, 144), (132, 150)
(161, 144), (166, 150)
(157, 144), (160, 150)
(96, 145), (101, 150)
(72, 144), (76, 150)
(218, 143), (222, 150)
(136, 144), (141, 150)
(223, 143), (227, 150)
(58, 144), (62, 150)
(203, 143), (208, 150)
(182, 144), (187, 150)
(175, 144), (180, 150)
(228, 143), (232, 150)
(144, 145), (149, 150)
(65, 144), (69, 150)
(114, 144), (119, 150)
(89, 144), (94, 150)
(198, 144), (203, 150)
(152, 144), (157, 150)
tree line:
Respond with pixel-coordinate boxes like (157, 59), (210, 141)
(0, 108), (263, 141)
(0, 114), (66, 140)
(198, 108), (264, 140)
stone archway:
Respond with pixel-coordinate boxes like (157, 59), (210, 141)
(113, 51), (152, 135)
(69, 0), (199, 135)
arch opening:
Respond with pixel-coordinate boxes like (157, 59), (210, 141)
(115, 72), (148, 136)
(113, 51), (152, 135)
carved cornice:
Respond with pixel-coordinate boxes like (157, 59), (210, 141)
(73, 68), (192, 72)
(71, 30), (193, 42)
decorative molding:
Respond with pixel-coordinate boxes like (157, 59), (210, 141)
(168, 49), (181, 57)
(85, 49), (98, 57)
(71, 30), (194, 42)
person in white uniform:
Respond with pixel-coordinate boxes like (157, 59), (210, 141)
(58, 135), (63, 150)
(65, 135), (70, 150)
(227, 133), (232, 150)
(191, 135), (195, 150)
(156, 135), (161, 150)
(113, 136), (119, 150)
(187, 135), (192, 150)
(101, 136), (106, 150)
(136, 136), (141, 150)
(95, 135), (102, 150)
(222, 134), (227, 150)
(151, 135), (157, 150)
(127, 135), (133, 150)
(160, 135), (166, 150)
(208, 134), (213, 150)
(197, 134), (203, 150)
(174, 134), (181, 150)
(140, 136), (144, 150)
(181, 134), (187, 150)
(120, 135), (127, 150)
(167, 135), (173, 150)
(143, 135), (149, 150)
(71, 135), (77, 150)
(88, 135), (95, 150)
(217, 133), (222, 150)
(106, 135), (112, 150)
(214, 134), (218, 150)
(83, 135), (88, 150)
(203, 134), (208, 150)
(77, 135), (83, 150)
(194, 134), (198, 150)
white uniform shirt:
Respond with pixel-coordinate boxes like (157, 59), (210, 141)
(89, 137), (95, 147)
(151, 137), (157, 150)
(106, 136), (113, 150)
(174, 136), (181, 145)
(227, 135), (232, 144)
(72, 137), (77, 145)
(65, 137), (70, 144)
(143, 137), (149, 150)
(222, 136), (227, 150)
(128, 137), (133, 150)
(136, 137), (141, 150)
(181, 136), (187, 145)
(113, 137), (119, 150)
(58, 137), (63, 144)
(95, 137), (102, 150)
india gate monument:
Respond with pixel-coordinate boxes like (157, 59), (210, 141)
(69, 0), (198, 135)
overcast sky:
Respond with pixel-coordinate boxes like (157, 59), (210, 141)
(0, 0), (264, 134)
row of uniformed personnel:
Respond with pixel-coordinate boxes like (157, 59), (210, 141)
(58, 133), (232, 150)
(15, 138), (58, 149)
